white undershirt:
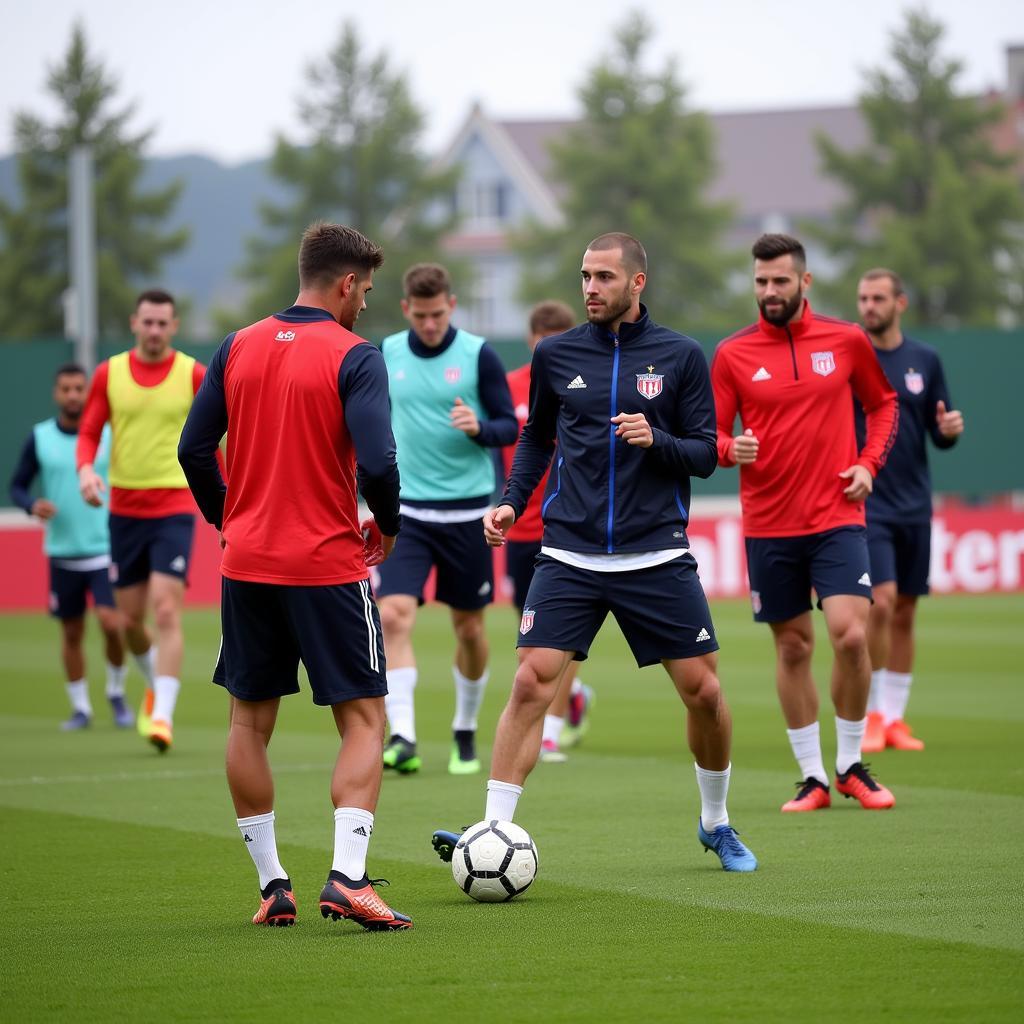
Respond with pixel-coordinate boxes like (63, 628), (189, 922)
(400, 503), (490, 525)
(540, 547), (687, 573)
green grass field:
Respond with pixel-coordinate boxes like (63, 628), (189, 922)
(2, 595), (1022, 1022)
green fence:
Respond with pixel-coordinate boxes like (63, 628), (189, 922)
(2, 329), (1019, 502)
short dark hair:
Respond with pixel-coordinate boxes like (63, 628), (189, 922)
(751, 234), (806, 272)
(585, 232), (648, 275)
(298, 222), (384, 289)
(860, 267), (905, 297)
(135, 288), (176, 311)
(402, 263), (452, 299)
(528, 300), (576, 338)
(54, 362), (86, 382)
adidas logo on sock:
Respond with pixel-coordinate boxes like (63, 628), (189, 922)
(858, 572), (872, 586)
(567, 375), (587, 389)
(243, 833), (253, 842)
(751, 366), (772, 382)
(352, 826), (369, 837)
(696, 627), (711, 642)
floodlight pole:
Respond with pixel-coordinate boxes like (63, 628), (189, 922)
(68, 145), (98, 372)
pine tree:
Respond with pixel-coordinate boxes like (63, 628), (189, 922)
(809, 9), (1024, 325)
(0, 23), (187, 338)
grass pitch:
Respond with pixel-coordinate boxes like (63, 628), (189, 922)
(2, 595), (1022, 1022)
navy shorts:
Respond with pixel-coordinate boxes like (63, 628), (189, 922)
(518, 553), (719, 668)
(375, 516), (493, 610)
(505, 539), (541, 612)
(213, 577), (387, 706)
(49, 561), (115, 620)
(745, 525), (872, 623)
(867, 519), (931, 596)
(109, 513), (195, 589)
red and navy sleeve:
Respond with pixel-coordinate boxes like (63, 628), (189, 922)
(471, 343), (518, 448)
(8, 431), (40, 512)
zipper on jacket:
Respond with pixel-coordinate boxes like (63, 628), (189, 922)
(606, 337), (620, 553)
(785, 326), (799, 379)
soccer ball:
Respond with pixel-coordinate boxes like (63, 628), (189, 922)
(451, 820), (539, 902)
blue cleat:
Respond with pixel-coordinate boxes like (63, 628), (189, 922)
(697, 820), (758, 872)
(431, 828), (464, 863)
(61, 710), (91, 731)
(109, 695), (135, 729)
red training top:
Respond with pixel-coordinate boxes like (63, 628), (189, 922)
(711, 300), (898, 538)
(502, 362), (550, 542)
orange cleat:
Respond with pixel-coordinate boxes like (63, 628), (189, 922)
(885, 720), (924, 751)
(835, 762), (895, 809)
(781, 777), (832, 812)
(319, 873), (412, 931)
(147, 718), (173, 753)
(861, 711), (886, 753)
(136, 687), (155, 738)
(252, 885), (296, 926)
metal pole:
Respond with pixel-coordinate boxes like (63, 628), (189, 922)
(68, 146), (98, 372)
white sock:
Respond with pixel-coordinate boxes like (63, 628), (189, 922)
(570, 678), (583, 696)
(835, 715), (866, 774)
(542, 714), (564, 745)
(66, 679), (92, 715)
(786, 721), (828, 786)
(695, 762), (731, 831)
(452, 667), (489, 731)
(106, 662), (128, 698)
(237, 811), (288, 890)
(484, 779), (523, 821)
(867, 669), (886, 714)
(152, 675), (180, 724)
(332, 807), (374, 880)
(880, 671), (912, 725)
(385, 667), (417, 742)
(133, 647), (155, 688)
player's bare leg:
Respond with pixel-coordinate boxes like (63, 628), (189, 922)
(539, 660), (575, 763)
(59, 616), (92, 729)
(115, 582), (157, 731)
(378, 595), (421, 771)
(95, 605), (132, 727)
(330, 697), (386, 810)
(882, 594), (924, 749)
(865, 581), (897, 751)
(450, 608), (489, 773)
(143, 571), (186, 749)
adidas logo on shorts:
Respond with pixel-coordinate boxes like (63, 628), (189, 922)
(696, 627), (711, 642)
(858, 572), (872, 586)
(170, 555), (186, 573)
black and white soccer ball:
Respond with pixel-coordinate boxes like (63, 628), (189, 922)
(451, 820), (539, 902)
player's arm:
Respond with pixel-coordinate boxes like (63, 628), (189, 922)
(76, 363), (111, 505)
(927, 353), (962, 449)
(850, 330), (899, 477)
(709, 345), (755, 467)
(177, 334), (233, 529)
(339, 344), (401, 541)
(458, 344), (518, 448)
(9, 432), (54, 519)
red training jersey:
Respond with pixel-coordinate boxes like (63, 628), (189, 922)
(711, 301), (898, 538)
(502, 363), (549, 542)
(77, 350), (205, 518)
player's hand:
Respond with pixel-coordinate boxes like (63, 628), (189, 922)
(731, 428), (759, 464)
(483, 505), (516, 547)
(361, 517), (394, 566)
(450, 397), (480, 437)
(936, 400), (964, 439)
(30, 498), (57, 521)
(78, 465), (106, 507)
(839, 464), (873, 501)
(611, 412), (653, 448)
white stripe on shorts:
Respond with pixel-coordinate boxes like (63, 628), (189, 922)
(359, 580), (379, 673)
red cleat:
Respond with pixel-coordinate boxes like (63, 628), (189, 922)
(319, 873), (412, 931)
(781, 777), (832, 812)
(885, 720), (924, 750)
(835, 762), (895, 809)
(861, 710), (886, 754)
(252, 886), (296, 926)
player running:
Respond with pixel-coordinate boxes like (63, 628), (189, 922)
(9, 364), (130, 730)
(856, 269), (964, 752)
(712, 234), (899, 813)
(77, 289), (204, 753)
(178, 222), (411, 931)
(434, 233), (758, 872)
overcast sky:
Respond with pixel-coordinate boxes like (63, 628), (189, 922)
(3, 0), (1022, 163)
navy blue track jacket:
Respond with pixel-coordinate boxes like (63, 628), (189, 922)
(503, 306), (717, 554)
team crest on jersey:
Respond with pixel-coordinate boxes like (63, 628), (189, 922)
(444, 366), (461, 384)
(520, 608), (535, 634)
(636, 366), (664, 400)
(811, 351), (836, 377)
(904, 370), (924, 395)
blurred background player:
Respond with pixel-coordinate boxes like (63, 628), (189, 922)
(9, 364), (130, 730)
(178, 222), (410, 931)
(436, 232), (757, 872)
(503, 299), (592, 763)
(77, 289), (206, 753)
(376, 263), (517, 775)
(712, 234), (899, 813)
(856, 268), (965, 752)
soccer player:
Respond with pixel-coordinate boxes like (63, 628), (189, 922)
(503, 299), (592, 764)
(9, 364), (130, 730)
(77, 289), (204, 753)
(376, 264), (517, 775)
(856, 269), (964, 752)
(178, 222), (411, 930)
(434, 232), (758, 872)
(712, 234), (899, 813)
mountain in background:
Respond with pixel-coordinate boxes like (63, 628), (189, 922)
(0, 152), (287, 337)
